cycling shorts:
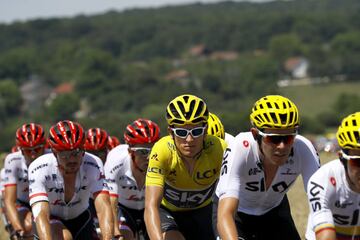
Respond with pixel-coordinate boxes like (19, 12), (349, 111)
(214, 195), (300, 240)
(16, 199), (31, 213)
(33, 209), (99, 240)
(159, 204), (215, 240)
(118, 203), (148, 239)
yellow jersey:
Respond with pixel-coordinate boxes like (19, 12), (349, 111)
(145, 135), (226, 211)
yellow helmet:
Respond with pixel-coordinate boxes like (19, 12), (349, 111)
(250, 95), (299, 129)
(207, 112), (225, 139)
(166, 94), (209, 126)
(336, 112), (360, 150)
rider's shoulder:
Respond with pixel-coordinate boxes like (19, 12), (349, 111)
(28, 153), (55, 173)
(4, 151), (23, 165)
(106, 144), (129, 163)
(293, 134), (317, 152)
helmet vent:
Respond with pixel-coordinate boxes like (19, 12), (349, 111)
(194, 101), (204, 119)
(279, 113), (287, 124)
(188, 100), (196, 119)
(183, 95), (189, 103)
(353, 119), (358, 127)
(270, 112), (277, 124)
(178, 102), (186, 117)
(289, 112), (294, 123)
(355, 131), (360, 143)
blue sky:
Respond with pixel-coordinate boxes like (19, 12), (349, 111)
(0, 0), (270, 23)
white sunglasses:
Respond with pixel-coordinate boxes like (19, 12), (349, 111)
(171, 126), (206, 139)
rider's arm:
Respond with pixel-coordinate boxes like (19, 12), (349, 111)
(94, 192), (114, 240)
(4, 185), (24, 233)
(217, 197), (239, 240)
(315, 228), (336, 240)
(144, 185), (164, 240)
(32, 201), (52, 240)
(110, 195), (121, 237)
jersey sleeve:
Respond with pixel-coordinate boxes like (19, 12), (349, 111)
(297, 136), (321, 191)
(216, 134), (246, 200)
(145, 137), (171, 187)
(28, 160), (49, 205)
(3, 153), (23, 187)
(306, 166), (335, 234)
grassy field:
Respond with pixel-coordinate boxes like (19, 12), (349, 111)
(0, 152), (337, 240)
(279, 81), (360, 118)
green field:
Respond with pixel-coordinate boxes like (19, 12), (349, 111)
(280, 81), (360, 118)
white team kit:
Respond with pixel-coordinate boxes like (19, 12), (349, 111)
(306, 160), (360, 240)
(28, 152), (108, 220)
(3, 149), (51, 204)
(216, 132), (320, 215)
(104, 144), (145, 210)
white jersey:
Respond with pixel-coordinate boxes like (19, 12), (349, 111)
(3, 150), (52, 203)
(0, 168), (5, 198)
(3, 151), (29, 203)
(306, 160), (360, 240)
(104, 144), (145, 210)
(28, 152), (107, 220)
(216, 132), (320, 215)
(225, 132), (235, 146)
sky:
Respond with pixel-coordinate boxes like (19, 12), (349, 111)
(0, 0), (270, 24)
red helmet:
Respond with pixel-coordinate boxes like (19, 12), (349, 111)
(124, 119), (160, 145)
(11, 145), (20, 153)
(84, 128), (109, 151)
(16, 123), (46, 148)
(107, 136), (120, 150)
(48, 120), (85, 151)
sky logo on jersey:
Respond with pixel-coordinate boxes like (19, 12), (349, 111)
(245, 177), (295, 193)
(221, 148), (231, 176)
(334, 209), (360, 225)
(164, 182), (216, 208)
(308, 181), (325, 212)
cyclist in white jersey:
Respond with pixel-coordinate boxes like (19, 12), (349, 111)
(28, 120), (114, 240)
(306, 112), (360, 240)
(216, 95), (320, 240)
(105, 118), (160, 240)
(3, 123), (47, 239)
(207, 112), (235, 145)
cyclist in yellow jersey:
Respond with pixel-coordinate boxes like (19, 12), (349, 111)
(144, 94), (227, 240)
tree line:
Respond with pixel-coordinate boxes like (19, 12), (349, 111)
(0, 0), (359, 151)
